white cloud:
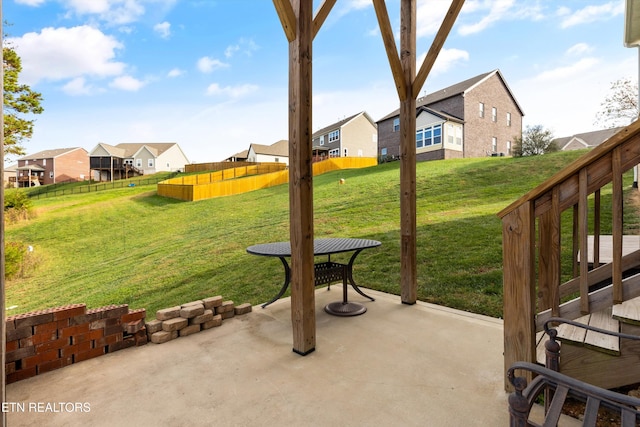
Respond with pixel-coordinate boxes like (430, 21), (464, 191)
(206, 83), (259, 98)
(416, 0), (452, 38)
(154, 21), (171, 39)
(224, 38), (258, 58)
(167, 68), (184, 78)
(530, 58), (600, 83)
(458, 0), (515, 36)
(417, 48), (470, 76)
(110, 75), (146, 91)
(560, 2), (624, 29)
(8, 26), (126, 86)
(62, 77), (94, 96)
(15, 0), (46, 5)
(197, 56), (229, 73)
(566, 43), (592, 56)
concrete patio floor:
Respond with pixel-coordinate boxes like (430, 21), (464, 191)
(6, 286), (512, 426)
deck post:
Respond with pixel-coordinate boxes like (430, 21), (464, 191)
(399, 0), (417, 304)
(502, 202), (536, 391)
(286, 0), (316, 355)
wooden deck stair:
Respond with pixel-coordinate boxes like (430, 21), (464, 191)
(536, 296), (640, 390)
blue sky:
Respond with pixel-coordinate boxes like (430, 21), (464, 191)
(4, 0), (637, 163)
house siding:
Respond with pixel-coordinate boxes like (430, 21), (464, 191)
(377, 71), (523, 161)
(463, 73), (522, 158)
(341, 115), (378, 157)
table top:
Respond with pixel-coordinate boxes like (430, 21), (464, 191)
(246, 238), (381, 257)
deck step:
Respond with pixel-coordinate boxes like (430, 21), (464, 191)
(553, 308), (620, 356)
(612, 295), (640, 326)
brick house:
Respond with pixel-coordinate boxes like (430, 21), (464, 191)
(311, 111), (378, 161)
(15, 147), (89, 187)
(377, 69), (524, 161)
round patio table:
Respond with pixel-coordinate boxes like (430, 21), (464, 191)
(247, 238), (381, 316)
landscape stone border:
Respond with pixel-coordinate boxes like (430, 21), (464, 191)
(5, 296), (252, 384)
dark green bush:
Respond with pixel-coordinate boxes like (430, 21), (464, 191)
(4, 191), (34, 223)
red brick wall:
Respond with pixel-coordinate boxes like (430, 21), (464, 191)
(5, 304), (146, 384)
(55, 149), (90, 183)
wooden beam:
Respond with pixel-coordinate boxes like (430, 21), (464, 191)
(372, 0), (407, 101)
(579, 168), (589, 314)
(0, 4), (6, 421)
(612, 147), (623, 303)
(312, 0), (337, 40)
(273, 0), (297, 42)
(399, 0), (417, 304)
(413, 0), (466, 99)
(287, 0), (316, 355)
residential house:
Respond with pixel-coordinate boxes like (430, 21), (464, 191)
(224, 149), (249, 162)
(15, 147), (89, 188)
(311, 111), (378, 161)
(555, 127), (624, 151)
(89, 142), (189, 181)
(377, 69), (524, 161)
(4, 164), (18, 188)
(246, 140), (289, 165)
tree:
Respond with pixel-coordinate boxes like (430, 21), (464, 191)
(594, 77), (639, 128)
(512, 125), (557, 157)
(4, 45), (44, 159)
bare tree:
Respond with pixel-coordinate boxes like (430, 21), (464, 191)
(512, 125), (557, 157)
(594, 77), (639, 128)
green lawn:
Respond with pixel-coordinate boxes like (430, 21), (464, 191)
(5, 150), (632, 319)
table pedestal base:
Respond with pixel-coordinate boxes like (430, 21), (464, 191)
(324, 301), (367, 317)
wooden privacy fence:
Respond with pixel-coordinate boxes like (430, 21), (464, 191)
(185, 161), (256, 174)
(157, 157), (377, 202)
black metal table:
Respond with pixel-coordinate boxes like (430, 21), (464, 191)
(246, 238), (381, 316)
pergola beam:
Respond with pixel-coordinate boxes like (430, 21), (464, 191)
(413, 0), (465, 98)
(313, 0), (337, 40)
(372, 0), (407, 101)
(273, 0), (297, 42)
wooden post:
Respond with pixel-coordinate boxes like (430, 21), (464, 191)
(0, 4), (7, 423)
(502, 202), (536, 391)
(287, 0), (315, 355)
(400, 0), (417, 304)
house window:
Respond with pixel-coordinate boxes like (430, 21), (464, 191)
(275, 158), (279, 163)
(447, 124), (454, 144)
(393, 118), (400, 132)
(416, 124), (442, 148)
(507, 112), (511, 127)
(166, 162), (170, 168)
(148, 159), (154, 167)
(329, 148), (339, 157)
(507, 141), (512, 155)
(492, 107), (497, 122)
(456, 127), (462, 145)
(42, 159), (47, 166)
(49, 171), (53, 179)
(479, 103), (484, 118)
(136, 159), (142, 167)
(343, 148), (348, 157)
(381, 148), (387, 156)
(492, 137), (497, 153)
(329, 130), (340, 142)
(320, 135), (325, 146)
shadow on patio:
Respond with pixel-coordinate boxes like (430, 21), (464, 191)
(7, 286), (509, 426)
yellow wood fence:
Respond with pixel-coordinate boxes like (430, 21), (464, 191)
(158, 157), (377, 202)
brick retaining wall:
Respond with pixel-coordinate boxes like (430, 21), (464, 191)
(5, 297), (252, 384)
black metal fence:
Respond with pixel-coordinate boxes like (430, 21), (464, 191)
(27, 173), (178, 200)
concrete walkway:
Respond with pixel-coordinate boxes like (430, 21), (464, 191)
(7, 286), (511, 426)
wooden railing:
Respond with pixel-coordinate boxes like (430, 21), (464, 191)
(498, 119), (640, 390)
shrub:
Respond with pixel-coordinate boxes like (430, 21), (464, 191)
(4, 190), (34, 223)
(5, 242), (27, 280)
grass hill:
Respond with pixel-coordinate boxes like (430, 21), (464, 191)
(6, 150), (623, 319)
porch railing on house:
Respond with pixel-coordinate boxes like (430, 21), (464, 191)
(498, 119), (640, 390)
